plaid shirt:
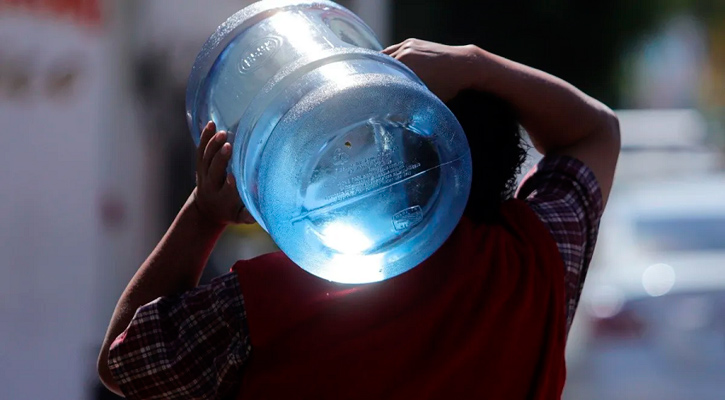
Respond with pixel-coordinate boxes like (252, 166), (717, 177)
(108, 155), (603, 399)
(516, 156), (603, 329)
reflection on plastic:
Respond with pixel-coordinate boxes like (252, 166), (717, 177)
(318, 221), (372, 254)
(325, 253), (384, 284)
(269, 11), (325, 57)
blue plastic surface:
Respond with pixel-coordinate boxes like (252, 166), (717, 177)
(186, 0), (471, 283)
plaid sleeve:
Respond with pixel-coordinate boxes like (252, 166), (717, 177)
(108, 272), (250, 400)
(516, 155), (603, 332)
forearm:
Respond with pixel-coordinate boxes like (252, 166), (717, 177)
(464, 45), (617, 154)
(98, 191), (226, 394)
(384, 39), (619, 203)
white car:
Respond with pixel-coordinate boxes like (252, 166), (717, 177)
(564, 174), (725, 400)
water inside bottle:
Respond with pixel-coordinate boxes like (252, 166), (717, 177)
(187, 3), (472, 283)
(255, 78), (471, 284)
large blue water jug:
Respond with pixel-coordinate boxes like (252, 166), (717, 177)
(186, 0), (472, 283)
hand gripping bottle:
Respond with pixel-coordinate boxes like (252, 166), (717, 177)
(186, 0), (472, 283)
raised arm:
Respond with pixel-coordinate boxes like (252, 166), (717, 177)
(97, 122), (253, 395)
(383, 39), (620, 204)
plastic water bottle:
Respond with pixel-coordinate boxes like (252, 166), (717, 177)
(186, 0), (472, 283)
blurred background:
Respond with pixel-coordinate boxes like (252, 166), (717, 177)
(1, 0), (723, 399)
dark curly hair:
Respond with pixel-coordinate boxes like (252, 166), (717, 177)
(446, 89), (528, 224)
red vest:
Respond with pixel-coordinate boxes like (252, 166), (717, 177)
(232, 199), (567, 399)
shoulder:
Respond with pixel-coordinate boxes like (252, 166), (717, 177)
(516, 155), (604, 331)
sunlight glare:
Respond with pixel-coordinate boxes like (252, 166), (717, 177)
(320, 221), (373, 254)
(325, 253), (385, 284)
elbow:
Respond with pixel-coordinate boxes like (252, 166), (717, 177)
(603, 108), (622, 156)
(590, 105), (621, 158)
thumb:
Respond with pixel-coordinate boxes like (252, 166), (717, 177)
(238, 207), (255, 225)
(223, 174), (254, 224)
(221, 173), (239, 196)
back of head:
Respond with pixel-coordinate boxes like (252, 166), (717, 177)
(446, 90), (527, 224)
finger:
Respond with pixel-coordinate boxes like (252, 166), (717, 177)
(202, 131), (227, 177)
(223, 175), (254, 224)
(382, 42), (403, 55)
(389, 47), (410, 62)
(221, 172), (240, 199)
(223, 174), (246, 221)
(197, 121), (216, 168)
(207, 142), (232, 190)
(382, 38), (417, 55)
(390, 50), (417, 70)
(239, 207), (255, 224)
(391, 45), (417, 59)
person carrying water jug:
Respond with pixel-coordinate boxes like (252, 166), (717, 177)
(98, 37), (619, 400)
